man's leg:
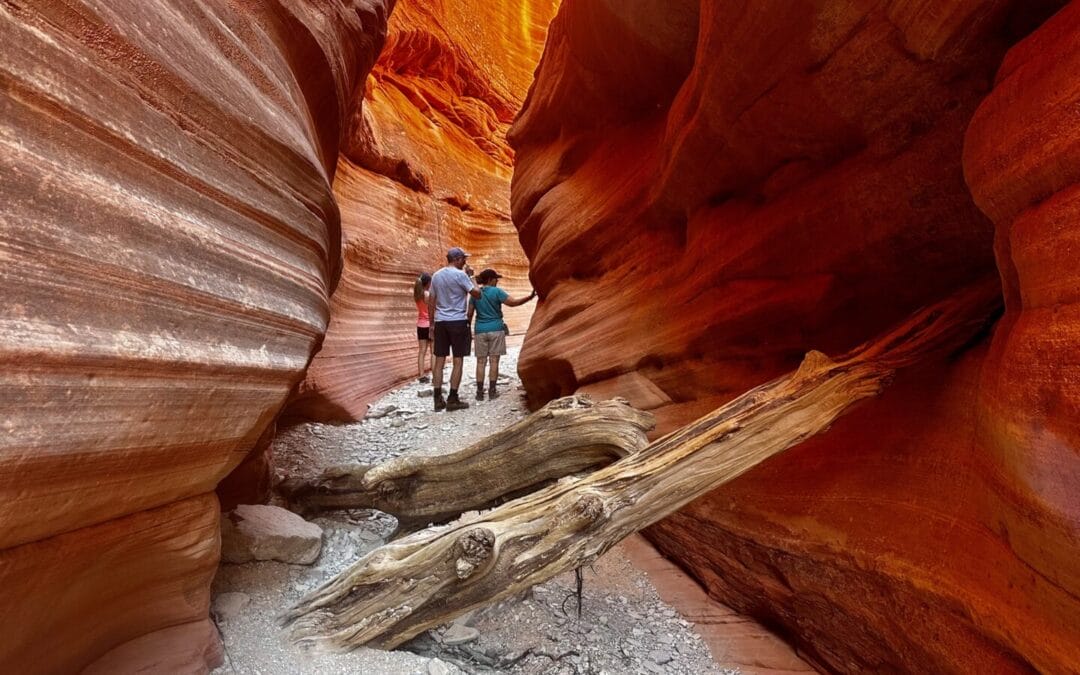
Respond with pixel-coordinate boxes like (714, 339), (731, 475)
(432, 322), (448, 410)
(450, 356), (464, 390)
(433, 356), (447, 390)
(445, 321), (471, 411)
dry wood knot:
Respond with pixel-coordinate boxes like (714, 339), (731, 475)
(454, 528), (495, 579)
(571, 493), (605, 525)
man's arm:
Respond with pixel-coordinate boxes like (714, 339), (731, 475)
(461, 268), (481, 299)
(467, 296), (475, 324)
(504, 289), (538, 307)
(427, 282), (437, 320)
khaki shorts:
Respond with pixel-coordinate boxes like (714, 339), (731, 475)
(474, 330), (507, 358)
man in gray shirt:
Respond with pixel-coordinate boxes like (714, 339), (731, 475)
(427, 246), (481, 411)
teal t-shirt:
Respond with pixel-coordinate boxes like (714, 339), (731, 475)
(471, 286), (510, 333)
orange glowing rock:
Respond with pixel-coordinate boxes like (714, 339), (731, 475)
(512, 0), (1080, 670)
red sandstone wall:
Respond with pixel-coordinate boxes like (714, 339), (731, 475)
(0, 1), (390, 671)
(512, 0), (1079, 670)
(285, 0), (560, 422)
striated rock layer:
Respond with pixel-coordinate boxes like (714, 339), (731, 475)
(512, 0), (1079, 671)
(286, 0), (560, 422)
(0, 0), (390, 671)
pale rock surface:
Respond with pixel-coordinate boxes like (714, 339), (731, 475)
(221, 505), (323, 565)
(211, 592), (252, 622)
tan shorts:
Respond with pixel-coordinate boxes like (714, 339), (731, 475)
(474, 330), (507, 358)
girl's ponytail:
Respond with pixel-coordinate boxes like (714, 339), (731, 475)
(413, 273), (431, 301)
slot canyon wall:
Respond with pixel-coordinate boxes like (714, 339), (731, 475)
(512, 0), (1079, 672)
(284, 0), (560, 422)
(0, 0), (391, 671)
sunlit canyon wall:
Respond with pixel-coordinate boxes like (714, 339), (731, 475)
(284, 0), (560, 422)
(511, 0), (1080, 671)
(0, 1), (390, 671)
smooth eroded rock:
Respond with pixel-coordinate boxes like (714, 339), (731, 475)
(0, 494), (220, 673)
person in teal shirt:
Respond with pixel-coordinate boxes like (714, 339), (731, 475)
(468, 268), (537, 400)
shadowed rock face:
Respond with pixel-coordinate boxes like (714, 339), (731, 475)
(285, 0), (560, 422)
(0, 0), (390, 671)
(512, 0), (1079, 671)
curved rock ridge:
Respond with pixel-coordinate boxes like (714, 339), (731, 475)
(287, 0), (560, 422)
(0, 0), (390, 671)
(964, 0), (1080, 658)
(511, 0), (1078, 671)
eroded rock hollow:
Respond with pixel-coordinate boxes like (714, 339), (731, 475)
(511, 0), (1080, 671)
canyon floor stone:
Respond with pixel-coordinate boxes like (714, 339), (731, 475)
(220, 504), (323, 565)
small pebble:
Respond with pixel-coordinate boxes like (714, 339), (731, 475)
(649, 649), (674, 665)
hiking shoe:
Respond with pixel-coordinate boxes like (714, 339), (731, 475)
(476, 385), (485, 401)
(434, 393), (446, 411)
(488, 383), (499, 400)
(446, 396), (470, 411)
(418, 375), (430, 384)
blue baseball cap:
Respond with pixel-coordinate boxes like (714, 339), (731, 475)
(446, 246), (470, 261)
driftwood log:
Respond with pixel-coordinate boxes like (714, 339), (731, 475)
(280, 396), (654, 529)
(281, 280), (1001, 651)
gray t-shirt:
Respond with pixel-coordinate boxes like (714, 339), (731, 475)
(430, 265), (474, 322)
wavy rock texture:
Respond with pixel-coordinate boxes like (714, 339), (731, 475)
(286, 0), (560, 421)
(0, 0), (390, 671)
(963, 0), (1080, 663)
(512, 0), (1079, 671)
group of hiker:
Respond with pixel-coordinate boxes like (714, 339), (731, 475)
(413, 247), (537, 411)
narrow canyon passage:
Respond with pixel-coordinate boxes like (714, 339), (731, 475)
(2, 1), (1079, 674)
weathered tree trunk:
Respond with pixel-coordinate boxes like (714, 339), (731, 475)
(281, 280), (1001, 651)
(280, 396), (654, 529)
